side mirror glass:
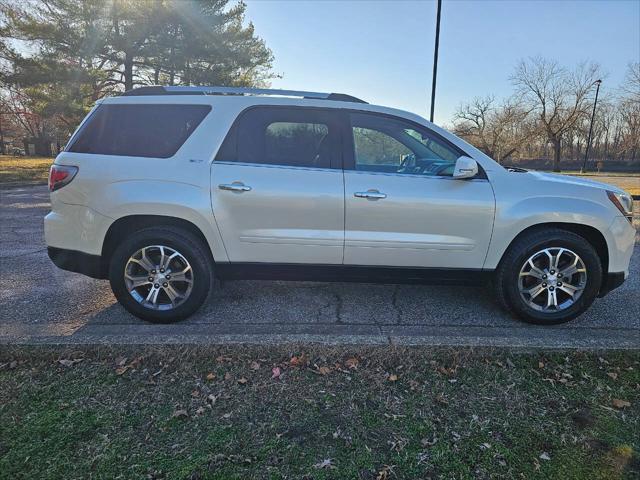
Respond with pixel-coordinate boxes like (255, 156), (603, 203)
(453, 156), (478, 179)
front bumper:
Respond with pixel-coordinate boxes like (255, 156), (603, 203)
(48, 247), (106, 279)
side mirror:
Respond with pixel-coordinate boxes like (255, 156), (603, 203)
(453, 156), (478, 179)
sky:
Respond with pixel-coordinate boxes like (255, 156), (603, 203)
(244, 0), (640, 125)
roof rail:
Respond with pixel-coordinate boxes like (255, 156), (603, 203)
(121, 85), (367, 104)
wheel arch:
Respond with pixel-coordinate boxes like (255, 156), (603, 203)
(494, 222), (609, 285)
(101, 215), (216, 275)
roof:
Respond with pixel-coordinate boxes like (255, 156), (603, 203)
(121, 86), (368, 104)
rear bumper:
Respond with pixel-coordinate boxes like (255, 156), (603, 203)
(598, 272), (626, 297)
(48, 247), (106, 279)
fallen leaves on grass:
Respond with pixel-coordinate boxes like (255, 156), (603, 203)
(315, 366), (331, 376)
(250, 361), (261, 370)
(237, 377), (248, 385)
(271, 367), (281, 379)
(539, 452), (551, 461)
(388, 374), (398, 382)
(206, 372), (216, 381)
(612, 399), (631, 409)
(114, 356), (143, 375)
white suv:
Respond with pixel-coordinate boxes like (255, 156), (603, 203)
(45, 86), (635, 324)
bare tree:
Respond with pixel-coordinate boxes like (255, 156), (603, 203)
(453, 95), (536, 163)
(512, 57), (602, 171)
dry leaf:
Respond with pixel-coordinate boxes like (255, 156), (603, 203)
(421, 437), (437, 447)
(289, 355), (307, 367)
(313, 458), (336, 469)
(171, 409), (188, 420)
(237, 377), (248, 385)
(388, 374), (398, 382)
(345, 357), (359, 369)
(206, 372), (216, 381)
(115, 366), (129, 375)
(318, 366), (331, 376)
(539, 452), (551, 461)
(250, 361), (261, 370)
(538, 361), (545, 369)
(191, 390), (200, 397)
(224, 372), (232, 381)
(115, 356), (128, 367)
(271, 367), (281, 379)
(612, 399), (631, 409)
(435, 393), (448, 405)
(607, 372), (618, 380)
(58, 358), (82, 367)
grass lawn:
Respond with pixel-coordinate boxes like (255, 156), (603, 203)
(562, 173), (640, 197)
(1, 346), (638, 479)
(0, 156), (52, 186)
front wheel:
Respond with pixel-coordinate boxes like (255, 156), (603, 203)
(494, 228), (602, 325)
(109, 226), (213, 323)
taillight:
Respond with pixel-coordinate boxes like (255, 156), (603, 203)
(49, 165), (78, 192)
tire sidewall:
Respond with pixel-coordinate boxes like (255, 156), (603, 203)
(503, 233), (602, 324)
(109, 228), (212, 323)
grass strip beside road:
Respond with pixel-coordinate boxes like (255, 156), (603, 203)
(0, 156), (52, 186)
(564, 173), (640, 197)
(1, 346), (638, 479)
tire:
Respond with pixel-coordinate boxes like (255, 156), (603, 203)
(109, 226), (213, 323)
(494, 228), (602, 325)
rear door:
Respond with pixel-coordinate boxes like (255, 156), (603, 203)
(343, 112), (495, 269)
(211, 106), (345, 264)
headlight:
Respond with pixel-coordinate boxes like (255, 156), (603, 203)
(607, 190), (634, 222)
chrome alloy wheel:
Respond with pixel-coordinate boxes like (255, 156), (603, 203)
(518, 247), (587, 312)
(124, 245), (193, 310)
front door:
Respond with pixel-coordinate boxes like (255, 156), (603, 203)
(211, 106), (344, 264)
(343, 112), (495, 269)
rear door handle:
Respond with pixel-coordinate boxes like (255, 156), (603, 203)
(354, 190), (387, 200)
(219, 182), (251, 192)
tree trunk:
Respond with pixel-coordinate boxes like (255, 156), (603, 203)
(124, 53), (133, 91)
(552, 138), (561, 172)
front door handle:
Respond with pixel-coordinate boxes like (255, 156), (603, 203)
(354, 190), (387, 200)
(219, 182), (252, 192)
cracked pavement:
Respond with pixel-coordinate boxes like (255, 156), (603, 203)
(1, 184), (638, 348)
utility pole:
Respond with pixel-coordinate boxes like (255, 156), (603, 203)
(429, 0), (442, 123)
(581, 79), (602, 173)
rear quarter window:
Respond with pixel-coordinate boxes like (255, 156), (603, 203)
(67, 104), (211, 158)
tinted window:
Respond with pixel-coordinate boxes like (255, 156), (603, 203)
(350, 113), (461, 176)
(67, 104), (211, 158)
(216, 107), (340, 168)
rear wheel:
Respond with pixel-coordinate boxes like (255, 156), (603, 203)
(494, 228), (602, 324)
(109, 227), (213, 323)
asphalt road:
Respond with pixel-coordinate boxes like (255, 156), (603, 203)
(1, 184), (638, 348)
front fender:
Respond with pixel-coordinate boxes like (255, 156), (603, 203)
(92, 180), (229, 262)
(484, 195), (616, 270)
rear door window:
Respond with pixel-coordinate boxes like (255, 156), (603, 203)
(215, 107), (341, 169)
(67, 104), (211, 158)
